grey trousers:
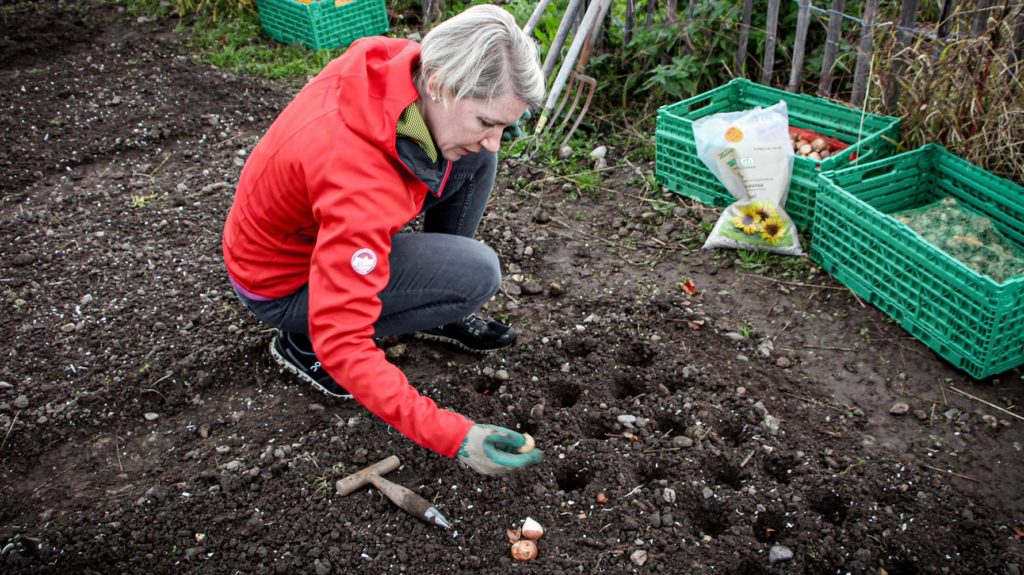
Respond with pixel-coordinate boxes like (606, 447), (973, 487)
(235, 150), (501, 337)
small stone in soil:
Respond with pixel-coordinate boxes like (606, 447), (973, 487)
(143, 412), (159, 421)
(12, 253), (36, 266)
(769, 545), (794, 563)
(617, 414), (637, 428)
(13, 395), (29, 409)
(889, 402), (910, 415)
(671, 436), (693, 449)
(630, 550), (648, 566)
(548, 282), (564, 297)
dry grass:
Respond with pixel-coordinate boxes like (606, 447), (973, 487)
(864, 5), (1024, 184)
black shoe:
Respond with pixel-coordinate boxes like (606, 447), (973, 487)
(269, 331), (352, 399)
(415, 314), (518, 354)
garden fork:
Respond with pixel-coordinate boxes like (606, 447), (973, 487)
(533, 0), (611, 146)
(548, 29), (598, 146)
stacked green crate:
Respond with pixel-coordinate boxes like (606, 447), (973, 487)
(256, 0), (389, 50)
(813, 144), (1024, 379)
(655, 78), (900, 232)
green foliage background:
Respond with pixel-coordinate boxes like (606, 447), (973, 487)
(127, 0), (1024, 182)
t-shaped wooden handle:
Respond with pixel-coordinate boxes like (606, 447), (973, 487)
(336, 455), (401, 496)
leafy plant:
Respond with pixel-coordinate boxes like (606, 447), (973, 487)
(737, 249), (770, 271)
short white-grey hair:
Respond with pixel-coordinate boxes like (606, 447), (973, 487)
(417, 4), (545, 110)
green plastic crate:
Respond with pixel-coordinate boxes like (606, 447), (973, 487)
(812, 144), (1024, 379)
(256, 0), (389, 50)
(655, 78), (900, 231)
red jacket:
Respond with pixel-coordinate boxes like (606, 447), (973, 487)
(222, 37), (473, 458)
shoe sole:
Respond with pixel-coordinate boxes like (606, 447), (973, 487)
(269, 338), (353, 400)
(412, 332), (513, 355)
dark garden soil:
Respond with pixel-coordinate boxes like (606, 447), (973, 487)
(2, 2), (1024, 573)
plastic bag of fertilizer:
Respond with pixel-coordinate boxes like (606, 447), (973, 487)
(692, 101), (804, 256)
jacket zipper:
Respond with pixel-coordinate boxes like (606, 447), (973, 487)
(434, 160), (452, 198)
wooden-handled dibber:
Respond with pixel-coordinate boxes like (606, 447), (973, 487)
(335, 455), (450, 529)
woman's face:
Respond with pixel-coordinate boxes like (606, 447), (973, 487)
(420, 91), (528, 162)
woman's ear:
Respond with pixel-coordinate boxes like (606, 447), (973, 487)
(424, 75), (440, 103)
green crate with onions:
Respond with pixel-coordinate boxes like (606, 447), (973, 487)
(655, 78), (900, 232)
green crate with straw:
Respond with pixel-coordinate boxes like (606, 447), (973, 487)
(812, 144), (1024, 379)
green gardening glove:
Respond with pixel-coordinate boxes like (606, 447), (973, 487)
(457, 424), (543, 475)
(501, 109), (533, 142)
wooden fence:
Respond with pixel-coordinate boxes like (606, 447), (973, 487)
(623, 0), (1024, 109)
(421, 0), (1023, 111)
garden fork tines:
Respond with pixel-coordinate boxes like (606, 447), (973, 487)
(549, 33), (597, 147)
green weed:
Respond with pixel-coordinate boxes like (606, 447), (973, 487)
(645, 198), (675, 218)
(738, 323), (756, 339)
(312, 475), (333, 497)
(188, 13), (339, 81)
(737, 249), (770, 271)
(131, 193), (159, 208)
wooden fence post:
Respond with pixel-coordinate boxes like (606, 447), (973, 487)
(667, 0), (678, 24)
(883, 0), (919, 113)
(972, 0), (994, 36)
(851, 0), (880, 106)
(788, 0), (813, 91)
(423, 0), (443, 25)
(762, 0), (782, 84)
(625, 0), (635, 44)
(932, 0), (958, 63)
(818, 0), (847, 96)
(736, 0), (754, 75)
(1014, 0), (1024, 64)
